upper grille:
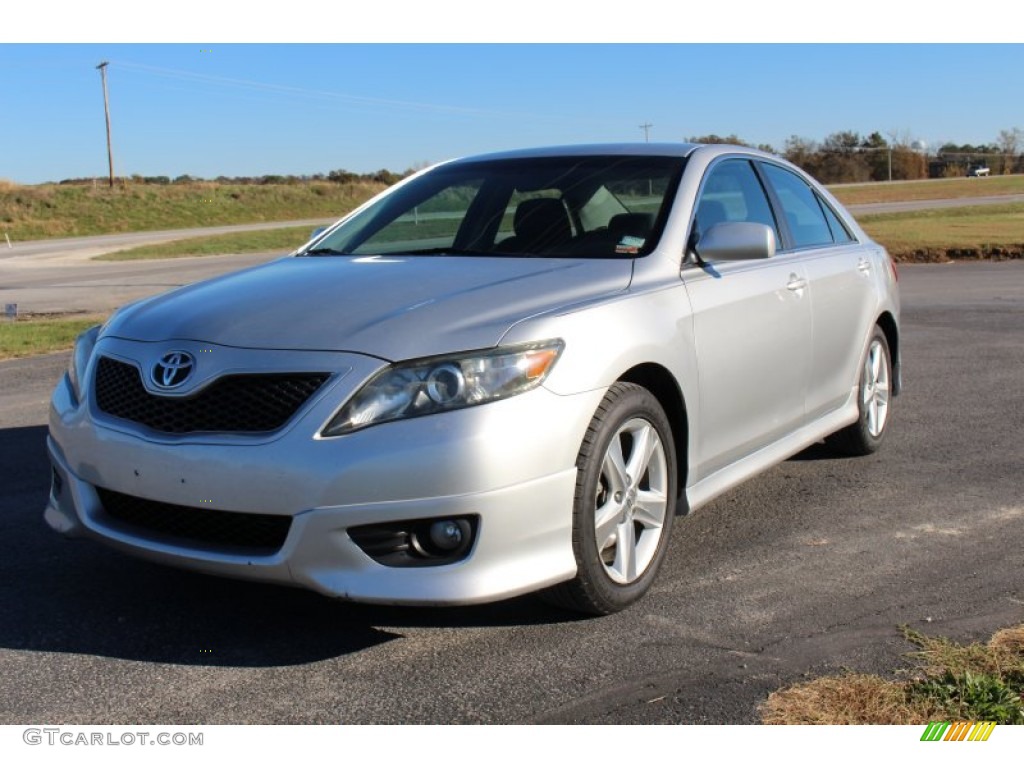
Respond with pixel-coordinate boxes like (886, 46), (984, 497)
(96, 487), (291, 554)
(94, 356), (329, 434)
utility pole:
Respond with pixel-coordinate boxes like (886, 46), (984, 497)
(96, 62), (115, 189)
(639, 123), (653, 142)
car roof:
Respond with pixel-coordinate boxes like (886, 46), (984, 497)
(449, 143), (704, 164)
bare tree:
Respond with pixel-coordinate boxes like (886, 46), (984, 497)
(996, 128), (1022, 173)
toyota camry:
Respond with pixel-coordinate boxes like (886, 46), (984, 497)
(45, 143), (900, 614)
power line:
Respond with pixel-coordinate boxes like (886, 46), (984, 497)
(111, 60), (568, 123)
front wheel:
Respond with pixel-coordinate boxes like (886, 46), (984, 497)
(545, 382), (677, 615)
(826, 326), (893, 456)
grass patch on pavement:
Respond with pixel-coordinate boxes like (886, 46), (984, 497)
(0, 315), (106, 360)
(96, 226), (317, 261)
(831, 175), (1024, 206)
(859, 203), (1024, 261)
(761, 624), (1024, 724)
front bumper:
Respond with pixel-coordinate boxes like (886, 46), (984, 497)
(45, 342), (604, 605)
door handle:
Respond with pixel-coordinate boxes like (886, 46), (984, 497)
(857, 258), (872, 275)
(786, 274), (807, 292)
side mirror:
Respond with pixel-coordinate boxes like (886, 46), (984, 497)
(310, 226), (327, 241)
(695, 222), (776, 262)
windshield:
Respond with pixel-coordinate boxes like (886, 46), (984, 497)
(303, 155), (686, 259)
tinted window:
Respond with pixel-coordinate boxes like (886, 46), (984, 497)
(816, 194), (856, 244)
(693, 159), (779, 245)
(352, 181), (484, 255)
(761, 164), (834, 249)
(307, 156), (686, 258)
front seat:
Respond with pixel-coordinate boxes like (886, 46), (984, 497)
(497, 198), (573, 254)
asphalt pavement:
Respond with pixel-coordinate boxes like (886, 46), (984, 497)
(0, 219), (331, 262)
(0, 262), (1021, 724)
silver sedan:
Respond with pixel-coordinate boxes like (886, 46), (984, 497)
(45, 143), (900, 614)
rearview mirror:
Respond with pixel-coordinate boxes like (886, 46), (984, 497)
(695, 222), (776, 262)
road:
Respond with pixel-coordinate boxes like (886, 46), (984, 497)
(0, 262), (1021, 724)
(3, 192), (1023, 316)
(0, 219), (331, 262)
(0, 218), (331, 315)
(1, 252), (284, 315)
(847, 193), (1024, 215)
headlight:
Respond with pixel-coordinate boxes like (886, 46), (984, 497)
(321, 340), (564, 436)
(67, 325), (100, 404)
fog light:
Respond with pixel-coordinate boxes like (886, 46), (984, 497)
(349, 515), (478, 566)
(429, 520), (466, 551)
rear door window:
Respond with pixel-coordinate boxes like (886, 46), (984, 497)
(760, 164), (834, 249)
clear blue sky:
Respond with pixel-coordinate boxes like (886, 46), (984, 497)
(1, 44), (1021, 184)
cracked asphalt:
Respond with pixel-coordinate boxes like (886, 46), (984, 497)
(0, 262), (1021, 724)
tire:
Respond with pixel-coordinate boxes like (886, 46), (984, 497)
(825, 326), (893, 456)
(544, 382), (677, 615)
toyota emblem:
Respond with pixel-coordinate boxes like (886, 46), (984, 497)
(152, 351), (195, 389)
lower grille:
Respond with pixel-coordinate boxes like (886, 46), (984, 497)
(95, 356), (329, 434)
(96, 487), (291, 555)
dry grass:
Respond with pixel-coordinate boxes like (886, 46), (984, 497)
(991, 626), (1024, 655)
(831, 175), (1024, 206)
(905, 625), (1024, 680)
(761, 624), (1024, 725)
(761, 673), (946, 725)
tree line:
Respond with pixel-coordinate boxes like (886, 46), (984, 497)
(689, 128), (1024, 183)
(52, 128), (1023, 188)
(54, 168), (411, 187)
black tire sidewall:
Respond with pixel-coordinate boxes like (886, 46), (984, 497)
(571, 383), (677, 612)
(853, 327), (892, 452)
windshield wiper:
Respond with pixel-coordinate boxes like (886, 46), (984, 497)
(304, 247), (348, 256)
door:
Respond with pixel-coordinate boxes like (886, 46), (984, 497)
(758, 163), (878, 420)
(681, 158), (812, 481)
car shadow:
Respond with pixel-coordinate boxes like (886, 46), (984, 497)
(0, 425), (581, 669)
(786, 442), (839, 462)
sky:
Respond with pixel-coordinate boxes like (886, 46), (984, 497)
(2, 9), (1022, 184)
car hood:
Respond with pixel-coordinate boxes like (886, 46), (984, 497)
(103, 255), (633, 360)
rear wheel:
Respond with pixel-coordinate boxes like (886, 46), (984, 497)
(826, 326), (892, 456)
(545, 382), (677, 615)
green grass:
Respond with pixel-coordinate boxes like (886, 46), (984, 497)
(831, 174), (1024, 206)
(0, 181), (383, 241)
(0, 316), (106, 360)
(98, 226), (317, 261)
(761, 624), (1024, 724)
(859, 203), (1024, 261)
